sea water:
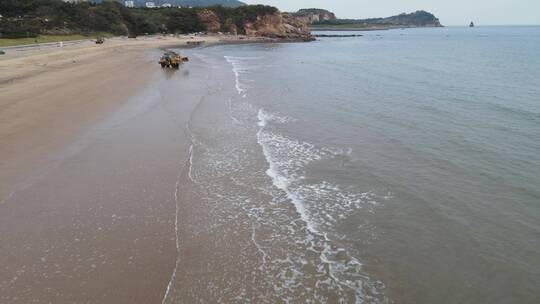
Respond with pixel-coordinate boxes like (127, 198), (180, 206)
(164, 26), (540, 303)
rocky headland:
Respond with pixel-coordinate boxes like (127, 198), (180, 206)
(292, 9), (337, 24)
(309, 10), (443, 31)
(197, 9), (314, 41)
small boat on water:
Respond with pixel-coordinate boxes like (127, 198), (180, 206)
(469, 21), (475, 27)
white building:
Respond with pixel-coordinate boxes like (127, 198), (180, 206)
(161, 3), (172, 7)
(124, 1), (134, 8)
(145, 2), (156, 8)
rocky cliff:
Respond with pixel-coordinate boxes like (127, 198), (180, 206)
(243, 13), (312, 40)
(197, 9), (313, 41)
(293, 8), (337, 24)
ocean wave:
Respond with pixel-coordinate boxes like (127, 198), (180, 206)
(256, 122), (376, 231)
(225, 56), (261, 98)
(256, 108), (386, 303)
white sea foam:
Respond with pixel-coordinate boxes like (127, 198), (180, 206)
(256, 108), (386, 303)
(257, 109), (294, 127)
(256, 109), (376, 231)
(225, 56), (261, 98)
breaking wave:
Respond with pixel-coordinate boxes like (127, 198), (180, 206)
(256, 108), (387, 303)
(224, 56), (261, 98)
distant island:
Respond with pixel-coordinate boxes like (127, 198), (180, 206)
(305, 10), (443, 31)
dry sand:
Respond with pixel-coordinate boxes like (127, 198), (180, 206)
(0, 34), (237, 303)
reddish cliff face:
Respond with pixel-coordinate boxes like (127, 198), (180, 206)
(243, 12), (313, 40)
(196, 9), (313, 41)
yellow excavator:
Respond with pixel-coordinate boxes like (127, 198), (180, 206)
(159, 51), (188, 69)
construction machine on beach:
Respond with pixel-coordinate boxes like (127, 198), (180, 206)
(159, 51), (188, 69)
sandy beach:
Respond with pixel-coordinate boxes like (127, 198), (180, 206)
(0, 34), (236, 303)
(1, 35), (222, 199)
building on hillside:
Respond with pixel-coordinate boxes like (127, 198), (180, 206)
(161, 3), (172, 7)
(145, 2), (156, 8)
(124, 1), (134, 7)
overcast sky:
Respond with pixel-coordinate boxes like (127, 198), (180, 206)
(244, 0), (540, 25)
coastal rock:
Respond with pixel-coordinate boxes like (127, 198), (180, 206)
(244, 14), (286, 38)
(243, 12), (313, 41)
(198, 9), (221, 33)
(314, 34), (363, 38)
(282, 13), (312, 38)
(293, 8), (337, 24)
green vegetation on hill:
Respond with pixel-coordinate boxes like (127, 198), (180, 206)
(312, 10), (442, 29)
(0, 0), (277, 39)
(295, 8), (333, 15)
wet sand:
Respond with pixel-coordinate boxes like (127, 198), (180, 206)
(0, 36), (220, 303)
